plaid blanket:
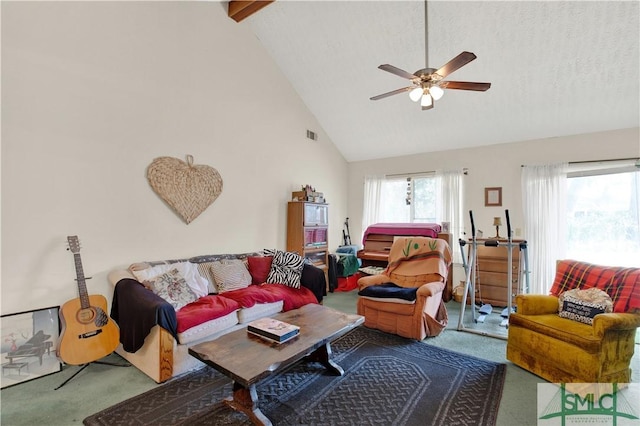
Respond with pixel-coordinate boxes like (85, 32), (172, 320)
(549, 259), (640, 313)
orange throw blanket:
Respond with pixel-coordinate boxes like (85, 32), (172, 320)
(385, 237), (452, 281)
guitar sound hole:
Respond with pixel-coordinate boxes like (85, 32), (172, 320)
(77, 308), (96, 324)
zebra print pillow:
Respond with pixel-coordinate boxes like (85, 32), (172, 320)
(265, 249), (305, 288)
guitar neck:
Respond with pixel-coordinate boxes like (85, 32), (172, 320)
(73, 252), (90, 309)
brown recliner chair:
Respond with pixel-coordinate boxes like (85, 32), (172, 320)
(357, 237), (452, 340)
(507, 259), (640, 383)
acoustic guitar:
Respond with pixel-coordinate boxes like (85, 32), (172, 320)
(57, 236), (119, 365)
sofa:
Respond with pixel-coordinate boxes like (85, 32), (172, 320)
(506, 259), (640, 383)
(108, 250), (326, 383)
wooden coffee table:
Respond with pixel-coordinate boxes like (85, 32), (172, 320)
(189, 303), (364, 426)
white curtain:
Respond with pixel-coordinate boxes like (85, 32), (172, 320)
(521, 163), (568, 294)
(362, 175), (384, 238)
(436, 169), (465, 263)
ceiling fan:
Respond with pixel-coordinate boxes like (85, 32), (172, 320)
(370, 0), (491, 110)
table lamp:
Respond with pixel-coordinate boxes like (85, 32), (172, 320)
(492, 217), (502, 239)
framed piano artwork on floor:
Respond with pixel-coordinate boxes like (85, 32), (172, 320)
(1, 306), (61, 389)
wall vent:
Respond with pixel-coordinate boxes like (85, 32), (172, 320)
(306, 130), (318, 141)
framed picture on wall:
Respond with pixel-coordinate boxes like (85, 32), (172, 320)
(1, 306), (61, 389)
(485, 187), (502, 207)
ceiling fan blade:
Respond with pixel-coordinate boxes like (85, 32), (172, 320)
(434, 51), (477, 78)
(442, 81), (491, 91)
(378, 64), (419, 80)
(421, 103), (434, 111)
(370, 86), (414, 101)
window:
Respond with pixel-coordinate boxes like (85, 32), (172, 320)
(363, 170), (464, 263)
(566, 169), (640, 267)
(378, 175), (437, 223)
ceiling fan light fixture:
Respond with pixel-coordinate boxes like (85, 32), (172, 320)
(420, 93), (433, 107)
(409, 87), (423, 102)
(429, 85), (444, 101)
(369, 0), (491, 110)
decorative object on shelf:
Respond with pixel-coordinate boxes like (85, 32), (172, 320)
(1, 306), (61, 389)
(291, 184), (324, 202)
(492, 217), (502, 239)
(484, 187), (502, 206)
(147, 155), (223, 224)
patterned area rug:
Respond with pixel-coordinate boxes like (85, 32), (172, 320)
(84, 327), (505, 426)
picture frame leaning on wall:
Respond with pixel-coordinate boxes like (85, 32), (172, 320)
(1, 306), (61, 389)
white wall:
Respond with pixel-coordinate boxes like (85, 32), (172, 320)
(3, 2), (638, 315)
(347, 128), (640, 282)
(1, 2), (349, 314)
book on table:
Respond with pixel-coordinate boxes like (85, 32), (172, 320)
(247, 317), (300, 343)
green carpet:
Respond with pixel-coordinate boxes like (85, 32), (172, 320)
(3, 291), (635, 426)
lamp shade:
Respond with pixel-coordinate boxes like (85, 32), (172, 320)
(430, 85), (444, 100)
(409, 87), (423, 102)
(493, 217), (502, 227)
(420, 93), (433, 107)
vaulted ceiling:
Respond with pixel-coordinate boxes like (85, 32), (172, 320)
(242, 1), (639, 162)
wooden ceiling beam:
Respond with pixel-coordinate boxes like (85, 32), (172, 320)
(228, 1), (275, 23)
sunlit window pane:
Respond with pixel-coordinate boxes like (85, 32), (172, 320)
(413, 177), (437, 222)
(566, 171), (640, 267)
(378, 176), (437, 223)
(379, 178), (409, 222)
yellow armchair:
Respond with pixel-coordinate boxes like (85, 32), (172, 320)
(506, 260), (640, 384)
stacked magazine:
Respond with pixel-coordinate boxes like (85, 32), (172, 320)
(247, 318), (300, 343)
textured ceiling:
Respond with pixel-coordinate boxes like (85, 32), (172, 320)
(246, 1), (639, 162)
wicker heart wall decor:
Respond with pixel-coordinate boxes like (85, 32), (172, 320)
(147, 155), (223, 224)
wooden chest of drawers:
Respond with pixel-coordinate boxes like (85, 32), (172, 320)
(474, 240), (523, 307)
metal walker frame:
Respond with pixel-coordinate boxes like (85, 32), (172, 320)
(457, 209), (530, 340)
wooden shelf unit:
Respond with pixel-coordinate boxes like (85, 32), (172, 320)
(287, 202), (329, 270)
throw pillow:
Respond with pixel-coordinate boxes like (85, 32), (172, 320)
(210, 259), (252, 293)
(130, 261), (209, 298)
(558, 288), (613, 325)
(143, 268), (198, 311)
(195, 261), (218, 294)
(247, 256), (273, 285)
(265, 249), (305, 289)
